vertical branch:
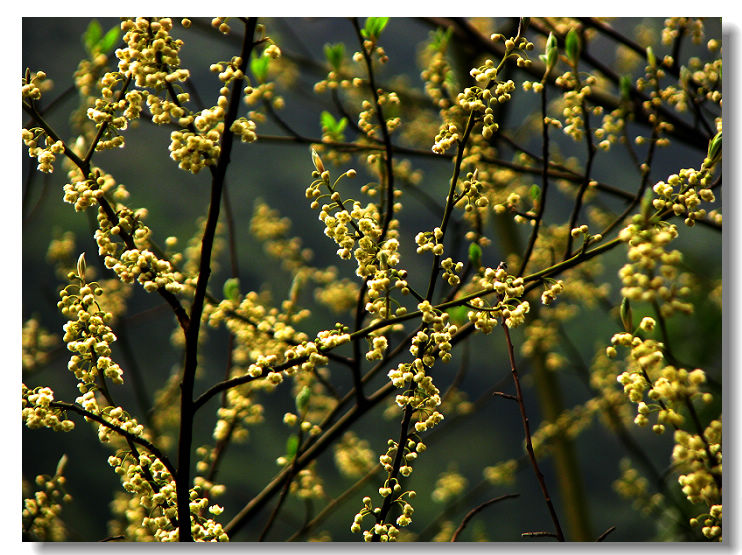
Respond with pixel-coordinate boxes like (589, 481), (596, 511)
(175, 18), (258, 542)
(517, 80), (549, 277)
(501, 322), (565, 541)
(351, 18), (396, 239)
(426, 112), (476, 301)
(563, 99), (597, 259)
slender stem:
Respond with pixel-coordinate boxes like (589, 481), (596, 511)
(426, 112), (476, 301)
(450, 493), (519, 541)
(518, 79), (549, 276)
(50, 401), (176, 478)
(501, 322), (565, 542)
(371, 403), (414, 541)
(175, 18), (258, 542)
(563, 92), (597, 259)
(351, 18), (396, 239)
(286, 465), (383, 541)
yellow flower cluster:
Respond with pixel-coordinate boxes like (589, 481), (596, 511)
(21, 128), (64, 174)
(675, 419), (722, 540)
(432, 122), (461, 154)
(420, 34), (453, 109)
(351, 445), (419, 540)
(22, 385), (75, 432)
(22, 317), (58, 372)
(617, 219), (692, 316)
(96, 207), (184, 294)
(22, 69), (48, 100)
(289, 466), (325, 500)
(612, 328), (713, 434)
(22, 456), (72, 541)
(108, 452), (228, 541)
(96, 406), (145, 443)
(117, 18), (188, 89)
(333, 432), (376, 478)
(168, 128), (221, 174)
(651, 167), (717, 227)
(431, 469), (467, 503)
(467, 266), (528, 331)
(57, 275), (124, 390)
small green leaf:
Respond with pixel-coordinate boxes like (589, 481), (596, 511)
(646, 46), (656, 68)
(223, 278), (240, 301)
(468, 243), (482, 268)
(620, 297), (633, 333)
(544, 32), (558, 76)
(98, 25), (121, 54)
(529, 184), (541, 201)
(320, 111), (347, 140)
(707, 131), (722, 166)
(446, 305), (469, 325)
(324, 42), (345, 71)
(295, 385), (311, 414)
(565, 29), (580, 66)
(285, 435), (299, 459)
(83, 20), (102, 55)
(362, 17), (389, 41)
(619, 75), (633, 102)
(250, 53), (270, 83)
(320, 111), (337, 131)
(77, 252), (87, 282)
(429, 27), (452, 52)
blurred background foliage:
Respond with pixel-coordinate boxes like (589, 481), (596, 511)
(22, 17), (721, 541)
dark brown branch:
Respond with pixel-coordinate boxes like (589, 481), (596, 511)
(450, 493), (519, 541)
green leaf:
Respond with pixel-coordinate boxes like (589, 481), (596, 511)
(285, 434), (299, 459)
(529, 184), (541, 201)
(82, 20), (102, 55)
(646, 46), (656, 68)
(544, 32), (558, 75)
(98, 25), (121, 54)
(707, 131), (722, 165)
(250, 53), (270, 83)
(324, 42), (345, 71)
(565, 29), (580, 66)
(620, 297), (633, 333)
(446, 305), (469, 325)
(320, 111), (337, 131)
(619, 75), (633, 102)
(429, 27), (452, 52)
(468, 243), (482, 268)
(320, 111), (347, 140)
(295, 385), (311, 414)
(362, 17), (389, 40)
(223, 278), (240, 302)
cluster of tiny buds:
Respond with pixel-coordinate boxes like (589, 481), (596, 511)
(169, 128), (221, 174)
(210, 56), (244, 83)
(432, 122), (460, 154)
(441, 258), (464, 286)
(22, 129), (65, 174)
(616, 216), (691, 311)
(211, 17), (231, 35)
(22, 69), (48, 100)
(22, 385), (75, 432)
(541, 279), (565, 305)
(22, 455), (72, 541)
(117, 18), (189, 89)
(651, 169), (715, 227)
(570, 224), (603, 246)
(467, 268), (528, 330)
(415, 227), (445, 256)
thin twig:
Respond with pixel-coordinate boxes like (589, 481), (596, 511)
(502, 322), (565, 541)
(450, 493), (519, 541)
